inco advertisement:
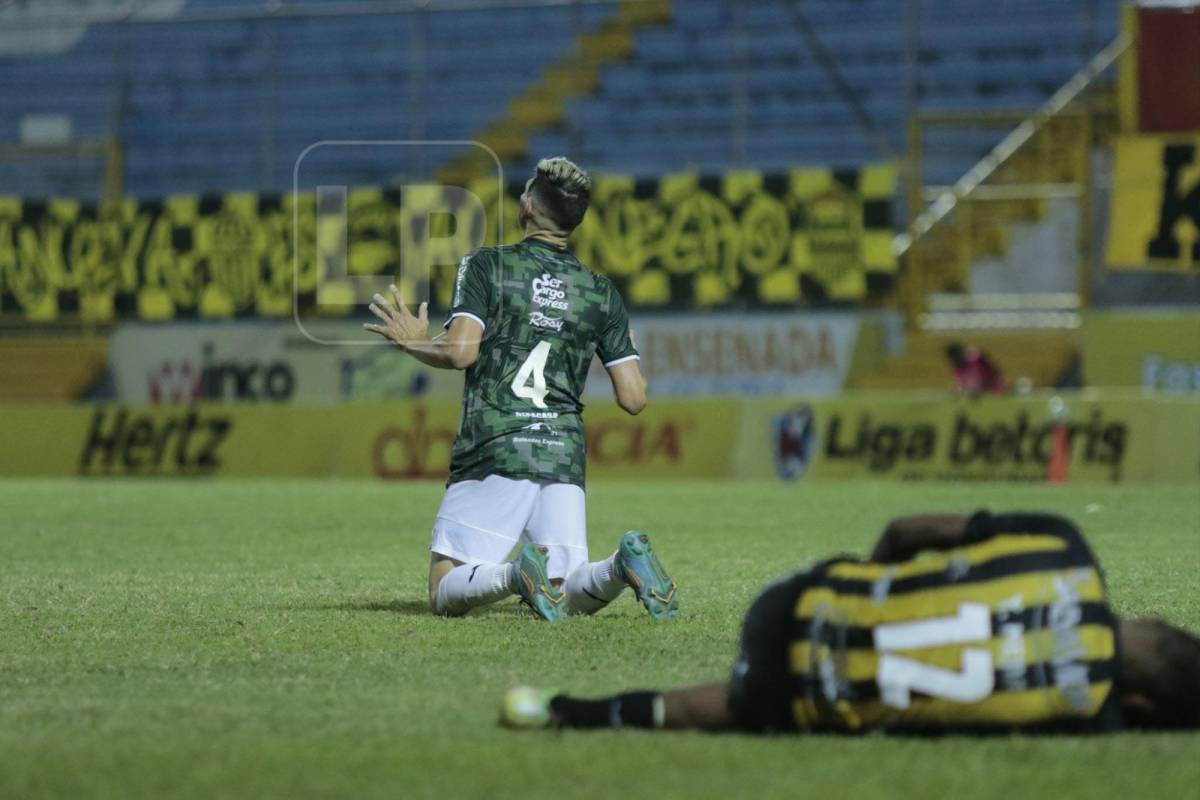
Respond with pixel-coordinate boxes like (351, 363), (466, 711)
(744, 393), (1200, 484)
(109, 321), (466, 404)
(109, 313), (869, 404)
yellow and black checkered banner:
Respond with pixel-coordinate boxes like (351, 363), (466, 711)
(570, 166), (898, 306)
(0, 165), (896, 321)
(1106, 135), (1200, 271)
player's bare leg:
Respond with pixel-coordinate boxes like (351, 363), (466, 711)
(500, 682), (733, 731)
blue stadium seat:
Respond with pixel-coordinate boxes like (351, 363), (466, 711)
(0, 0), (1121, 199)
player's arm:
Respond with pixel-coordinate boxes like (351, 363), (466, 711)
(869, 513), (974, 563)
(401, 315), (481, 370)
(660, 682), (734, 731)
(607, 358), (646, 415)
(597, 281), (645, 415)
(872, 511), (1089, 563)
(364, 285), (482, 370)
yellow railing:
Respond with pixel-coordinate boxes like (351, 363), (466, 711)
(897, 36), (1129, 326)
(0, 138), (123, 206)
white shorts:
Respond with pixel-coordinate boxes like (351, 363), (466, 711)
(429, 475), (588, 580)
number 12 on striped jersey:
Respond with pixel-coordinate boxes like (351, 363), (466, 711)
(874, 603), (995, 709)
(511, 340), (552, 409)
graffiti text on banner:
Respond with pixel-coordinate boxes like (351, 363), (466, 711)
(0, 166), (897, 321)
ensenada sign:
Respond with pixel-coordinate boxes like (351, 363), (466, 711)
(604, 313), (861, 396)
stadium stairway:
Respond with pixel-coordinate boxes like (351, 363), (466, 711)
(437, 0), (673, 184)
(865, 94), (1115, 391)
(907, 92), (1120, 298)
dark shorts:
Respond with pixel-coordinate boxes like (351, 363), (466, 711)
(727, 571), (815, 733)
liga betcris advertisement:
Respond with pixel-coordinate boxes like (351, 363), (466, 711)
(742, 393), (1199, 484)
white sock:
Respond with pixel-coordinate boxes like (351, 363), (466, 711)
(563, 552), (626, 615)
(434, 562), (515, 616)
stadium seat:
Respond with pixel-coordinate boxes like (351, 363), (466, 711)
(0, 0), (1121, 199)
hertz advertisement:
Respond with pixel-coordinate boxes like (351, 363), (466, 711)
(0, 165), (896, 322)
(0, 394), (1196, 484)
(0, 400), (737, 481)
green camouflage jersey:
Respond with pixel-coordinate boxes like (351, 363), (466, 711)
(443, 237), (638, 488)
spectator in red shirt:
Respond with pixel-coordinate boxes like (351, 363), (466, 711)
(946, 342), (1007, 395)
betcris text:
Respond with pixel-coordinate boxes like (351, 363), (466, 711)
(824, 410), (1127, 479)
(79, 408), (231, 476)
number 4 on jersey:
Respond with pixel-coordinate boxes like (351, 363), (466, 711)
(511, 340), (552, 409)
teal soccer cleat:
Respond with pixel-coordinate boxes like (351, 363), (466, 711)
(511, 543), (567, 622)
(616, 531), (679, 620)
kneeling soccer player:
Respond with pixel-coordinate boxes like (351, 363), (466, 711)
(364, 156), (678, 622)
(501, 511), (1200, 732)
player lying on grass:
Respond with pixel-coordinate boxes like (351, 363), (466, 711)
(502, 511), (1200, 732)
(364, 156), (678, 623)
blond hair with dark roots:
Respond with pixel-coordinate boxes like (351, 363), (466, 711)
(526, 156), (592, 233)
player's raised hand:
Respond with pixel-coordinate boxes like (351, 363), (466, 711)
(364, 284), (429, 347)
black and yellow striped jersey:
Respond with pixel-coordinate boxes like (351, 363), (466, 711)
(789, 512), (1120, 732)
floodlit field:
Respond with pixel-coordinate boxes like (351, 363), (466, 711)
(2, 479), (1197, 799)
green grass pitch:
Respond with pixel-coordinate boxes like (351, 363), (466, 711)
(2, 479), (1197, 799)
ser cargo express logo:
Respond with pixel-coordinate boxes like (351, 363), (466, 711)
(528, 273), (567, 332)
(531, 273), (568, 311)
(79, 408), (232, 476)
